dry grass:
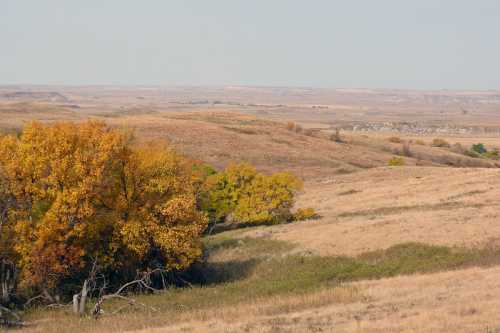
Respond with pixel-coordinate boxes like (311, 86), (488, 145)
(146, 265), (500, 333)
(23, 266), (500, 333)
(17, 286), (360, 333)
(244, 167), (500, 256)
(2, 99), (498, 182)
(16, 238), (500, 333)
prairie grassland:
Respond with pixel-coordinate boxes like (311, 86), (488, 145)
(1, 102), (498, 180)
(244, 166), (500, 256)
(136, 266), (500, 333)
(16, 236), (500, 333)
(3, 88), (500, 332)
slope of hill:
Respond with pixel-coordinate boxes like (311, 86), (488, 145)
(244, 166), (500, 255)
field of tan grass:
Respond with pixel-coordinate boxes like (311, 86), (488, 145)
(245, 167), (500, 256)
(3, 87), (500, 333)
(21, 265), (500, 333)
(132, 266), (500, 333)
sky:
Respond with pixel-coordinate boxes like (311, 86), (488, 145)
(1, 0), (500, 90)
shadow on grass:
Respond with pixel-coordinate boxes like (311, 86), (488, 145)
(209, 215), (323, 235)
(183, 258), (260, 286)
(209, 221), (282, 235)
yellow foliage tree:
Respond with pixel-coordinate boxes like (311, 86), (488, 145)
(203, 163), (303, 225)
(0, 122), (207, 295)
(0, 166), (17, 302)
(116, 144), (208, 271)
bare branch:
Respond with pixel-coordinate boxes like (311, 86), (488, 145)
(0, 304), (25, 327)
(91, 268), (166, 319)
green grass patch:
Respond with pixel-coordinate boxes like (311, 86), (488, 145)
(204, 235), (294, 259)
(172, 239), (500, 310)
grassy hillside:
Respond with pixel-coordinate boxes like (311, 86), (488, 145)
(20, 231), (500, 332)
(2, 104), (498, 180)
(242, 167), (500, 255)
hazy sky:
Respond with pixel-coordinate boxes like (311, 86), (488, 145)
(2, 0), (500, 89)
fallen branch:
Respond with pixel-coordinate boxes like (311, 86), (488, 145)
(0, 304), (25, 327)
(92, 289), (158, 318)
(24, 290), (59, 308)
(91, 269), (165, 319)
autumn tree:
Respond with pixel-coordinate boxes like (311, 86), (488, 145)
(202, 163), (303, 226)
(116, 144), (208, 273)
(0, 166), (16, 303)
(0, 122), (208, 298)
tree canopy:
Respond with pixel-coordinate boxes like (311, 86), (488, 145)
(0, 122), (208, 295)
(202, 163), (303, 225)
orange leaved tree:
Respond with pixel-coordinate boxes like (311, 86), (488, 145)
(0, 121), (207, 299)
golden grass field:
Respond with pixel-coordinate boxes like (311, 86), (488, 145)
(134, 266), (500, 333)
(2, 86), (500, 332)
(246, 167), (500, 256)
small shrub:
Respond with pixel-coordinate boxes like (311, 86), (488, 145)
(483, 150), (500, 159)
(285, 122), (303, 133)
(303, 128), (315, 137)
(293, 208), (318, 221)
(471, 143), (487, 155)
(388, 136), (402, 144)
(432, 138), (450, 148)
(338, 189), (360, 196)
(286, 122), (295, 131)
(388, 157), (405, 166)
(451, 142), (466, 155)
(464, 150), (481, 158)
(415, 139), (426, 145)
(223, 126), (258, 135)
(330, 129), (343, 143)
(402, 142), (412, 157)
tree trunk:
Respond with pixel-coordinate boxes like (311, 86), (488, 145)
(0, 259), (16, 304)
(72, 294), (79, 315)
(73, 279), (89, 316)
(79, 279), (88, 315)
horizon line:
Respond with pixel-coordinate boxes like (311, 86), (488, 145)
(1, 83), (499, 93)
